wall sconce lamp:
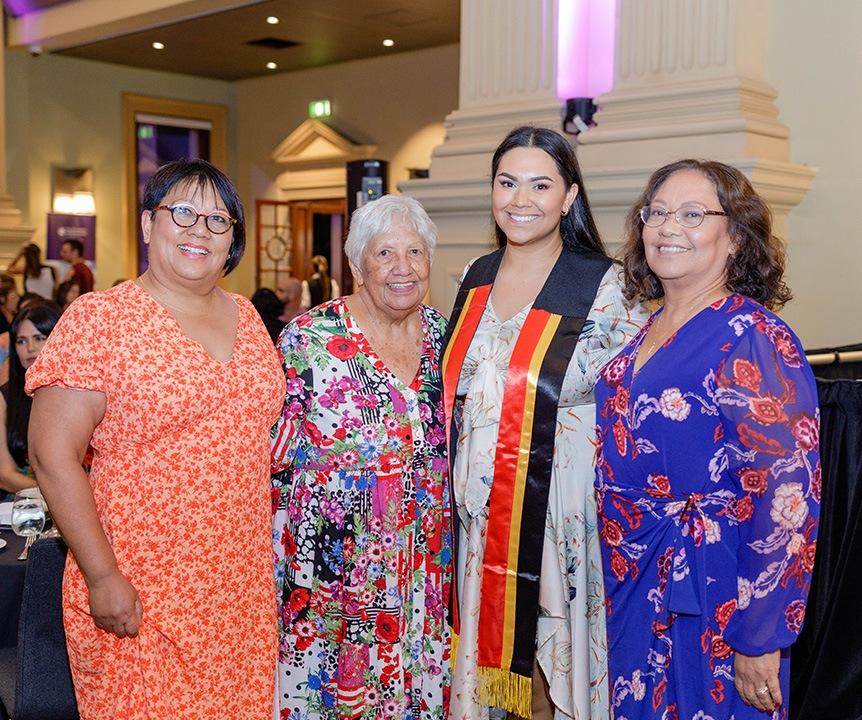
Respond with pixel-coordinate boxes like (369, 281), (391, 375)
(52, 167), (95, 214)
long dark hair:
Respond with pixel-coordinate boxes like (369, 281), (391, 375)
(491, 126), (607, 256)
(6, 302), (62, 466)
(23, 244), (48, 279)
(54, 280), (79, 309)
(621, 159), (792, 310)
(142, 158), (246, 275)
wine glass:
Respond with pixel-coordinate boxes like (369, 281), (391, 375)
(11, 487), (46, 538)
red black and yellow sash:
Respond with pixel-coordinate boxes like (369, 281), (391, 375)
(442, 247), (612, 717)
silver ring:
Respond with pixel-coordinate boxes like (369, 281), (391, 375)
(756, 686), (770, 696)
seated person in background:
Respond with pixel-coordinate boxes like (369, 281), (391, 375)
(300, 254), (340, 309)
(275, 274), (304, 322)
(55, 280), (81, 311)
(7, 242), (58, 299)
(0, 274), (20, 335)
(0, 301), (62, 495)
(60, 239), (94, 294)
(0, 275), (20, 381)
(19, 292), (46, 311)
(0, 293), (46, 385)
(250, 287), (286, 343)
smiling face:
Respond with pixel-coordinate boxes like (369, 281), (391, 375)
(140, 179), (233, 289)
(352, 223), (430, 321)
(492, 146), (577, 250)
(642, 169), (736, 294)
(14, 318), (48, 369)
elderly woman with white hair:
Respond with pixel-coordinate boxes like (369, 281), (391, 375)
(271, 194), (452, 719)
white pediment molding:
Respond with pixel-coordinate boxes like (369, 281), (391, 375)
(271, 119), (377, 171)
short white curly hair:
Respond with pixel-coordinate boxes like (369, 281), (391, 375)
(344, 194), (438, 269)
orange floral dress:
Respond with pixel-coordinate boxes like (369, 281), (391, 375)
(25, 281), (285, 720)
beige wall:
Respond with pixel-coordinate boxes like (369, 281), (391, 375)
(4, 50), (235, 290)
(768, 0), (862, 348)
(4, 44), (458, 297)
(233, 44), (459, 294)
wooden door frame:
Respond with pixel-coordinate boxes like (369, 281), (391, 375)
(122, 94), (228, 278)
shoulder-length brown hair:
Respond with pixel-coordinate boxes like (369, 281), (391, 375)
(621, 159), (792, 310)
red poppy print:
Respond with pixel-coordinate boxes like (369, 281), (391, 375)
(326, 334), (360, 361)
(375, 612), (400, 644)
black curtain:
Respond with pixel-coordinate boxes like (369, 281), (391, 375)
(790, 379), (862, 720)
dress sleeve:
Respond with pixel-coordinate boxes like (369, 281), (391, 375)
(717, 319), (820, 655)
(566, 265), (649, 403)
(25, 294), (111, 396)
(270, 319), (315, 474)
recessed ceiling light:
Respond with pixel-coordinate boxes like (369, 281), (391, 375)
(266, 16), (279, 25)
(152, 41), (165, 50)
(266, 62), (278, 70)
(382, 38), (395, 47)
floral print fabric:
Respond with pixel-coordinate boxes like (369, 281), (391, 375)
(25, 282), (285, 719)
(450, 266), (647, 720)
(594, 294), (820, 720)
(271, 298), (451, 720)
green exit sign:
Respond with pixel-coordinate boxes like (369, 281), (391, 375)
(308, 99), (331, 118)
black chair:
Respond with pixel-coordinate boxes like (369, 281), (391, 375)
(0, 538), (79, 720)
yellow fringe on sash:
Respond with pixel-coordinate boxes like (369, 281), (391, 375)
(476, 666), (533, 719)
(449, 628), (459, 670)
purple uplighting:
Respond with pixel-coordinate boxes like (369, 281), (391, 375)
(4, 0), (70, 18)
(557, 0), (616, 100)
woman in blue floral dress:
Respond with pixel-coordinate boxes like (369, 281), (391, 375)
(595, 160), (820, 720)
(271, 195), (451, 720)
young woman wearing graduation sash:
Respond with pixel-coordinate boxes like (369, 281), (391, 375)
(444, 127), (647, 719)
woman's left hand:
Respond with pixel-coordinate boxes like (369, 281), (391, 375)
(735, 649), (781, 713)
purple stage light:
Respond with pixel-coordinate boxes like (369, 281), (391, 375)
(557, 0), (616, 101)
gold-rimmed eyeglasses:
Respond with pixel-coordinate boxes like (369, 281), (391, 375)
(154, 203), (236, 234)
(640, 204), (727, 229)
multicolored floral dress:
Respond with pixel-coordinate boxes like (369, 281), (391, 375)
(271, 298), (452, 720)
(594, 294), (820, 720)
(450, 266), (647, 719)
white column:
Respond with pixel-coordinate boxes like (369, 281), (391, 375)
(400, 0), (566, 309)
(577, 0), (815, 250)
(0, 12), (35, 261)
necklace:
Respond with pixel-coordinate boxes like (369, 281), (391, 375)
(639, 287), (729, 362)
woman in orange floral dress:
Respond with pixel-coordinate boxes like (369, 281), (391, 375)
(26, 159), (285, 719)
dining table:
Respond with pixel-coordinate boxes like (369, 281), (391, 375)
(0, 529), (27, 648)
